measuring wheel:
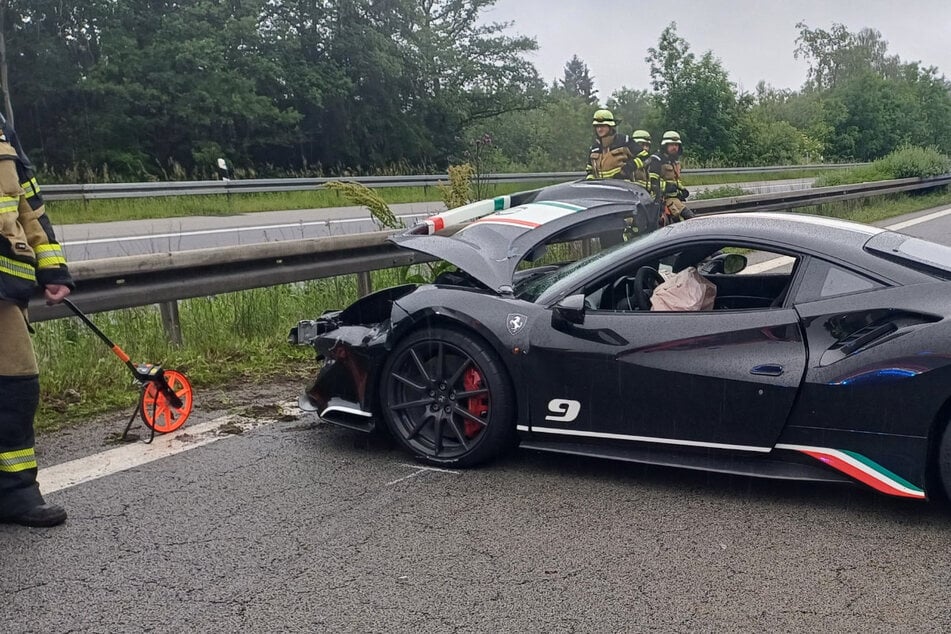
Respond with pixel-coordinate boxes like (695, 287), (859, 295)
(139, 369), (194, 433)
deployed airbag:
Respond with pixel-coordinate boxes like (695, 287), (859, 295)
(651, 267), (716, 311)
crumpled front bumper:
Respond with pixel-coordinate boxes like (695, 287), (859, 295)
(290, 319), (390, 433)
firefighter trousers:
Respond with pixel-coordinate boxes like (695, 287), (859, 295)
(0, 299), (44, 514)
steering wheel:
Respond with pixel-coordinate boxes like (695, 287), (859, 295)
(633, 266), (665, 310)
(609, 276), (638, 311)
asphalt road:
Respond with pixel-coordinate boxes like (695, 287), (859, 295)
(4, 203), (951, 632)
(6, 411), (951, 632)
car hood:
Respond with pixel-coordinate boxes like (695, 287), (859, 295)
(391, 199), (650, 293)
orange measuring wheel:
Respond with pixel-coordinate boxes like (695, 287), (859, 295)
(140, 369), (194, 433)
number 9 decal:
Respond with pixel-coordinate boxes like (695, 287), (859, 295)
(545, 399), (581, 422)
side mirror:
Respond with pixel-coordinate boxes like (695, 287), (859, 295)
(552, 294), (586, 328)
(723, 253), (747, 274)
(699, 252), (748, 275)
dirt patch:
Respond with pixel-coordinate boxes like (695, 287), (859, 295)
(216, 421), (245, 435)
(35, 374), (309, 468)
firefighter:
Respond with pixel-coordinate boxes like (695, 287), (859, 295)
(630, 129), (652, 190)
(0, 119), (73, 527)
(624, 129), (664, 236)
(585, 109), (639, 181)
(649, 130), (694, 225)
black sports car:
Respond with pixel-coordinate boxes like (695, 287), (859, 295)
(290, 180), (951, 501)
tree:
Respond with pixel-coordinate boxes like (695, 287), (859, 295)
(559, 55), (597, 104)
(275, 0), (541, 171)
(1, 0), (108, 168)
(646, 22), (742, 161)
(606, 87), (656, 135)
(78, 0), (299, 176)
(469, 85), (593, 172)
(794, 22), (951, 159)
(795, 22), (901, 90)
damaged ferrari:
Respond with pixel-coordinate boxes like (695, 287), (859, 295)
(290, 180), (951, 502)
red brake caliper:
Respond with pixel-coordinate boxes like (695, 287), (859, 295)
(462, 367), (488, 438)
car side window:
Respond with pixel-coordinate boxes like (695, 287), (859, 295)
(587, 243), (799, 312)
(793, 258), (884, 303)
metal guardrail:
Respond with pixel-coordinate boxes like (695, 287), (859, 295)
(28, 174), (950, 323)
(42, 164), (867, 201)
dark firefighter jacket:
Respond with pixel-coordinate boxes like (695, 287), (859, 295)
(0, 123), (72, 307)
(648, 151), (688, 202)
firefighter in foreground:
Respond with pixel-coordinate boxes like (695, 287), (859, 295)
(585, 109), (640, 181)
(649, 130), (694, 225)
(0, 120), (73, 527)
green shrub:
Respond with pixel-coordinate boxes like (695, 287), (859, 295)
(876, 146), (951, 179)
(438, 163), (475, 209)
(693, 185), (750, 200)
(815, 146), (951, 186)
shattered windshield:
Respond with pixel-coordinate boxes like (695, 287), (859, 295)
(514, 228), (670, 302)
(514, 242), (626, 302)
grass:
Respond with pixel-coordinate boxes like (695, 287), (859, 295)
(45, 169), (845, 224)
(798, 188), (951, 224)
(34, 183), (951, 432)
(34, 267), (402, 430)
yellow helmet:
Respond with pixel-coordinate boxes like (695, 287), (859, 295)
(632, 129), (651, 144)
(592, 109), (617, 127)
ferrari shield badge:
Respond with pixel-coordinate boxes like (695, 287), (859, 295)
(506, 313), (527, 335)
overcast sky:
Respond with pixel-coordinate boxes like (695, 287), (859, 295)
(481, 0), (951, 98)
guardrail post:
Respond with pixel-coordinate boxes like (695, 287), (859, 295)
(159, 300), (183, 346)
(356, 271), (372, 298)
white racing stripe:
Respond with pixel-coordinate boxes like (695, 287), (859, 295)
(39, 402), (296, 494)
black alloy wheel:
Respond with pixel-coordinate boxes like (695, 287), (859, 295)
(380, 327), (515, 466)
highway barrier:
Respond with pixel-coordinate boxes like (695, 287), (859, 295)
(42, 164), (866, 201)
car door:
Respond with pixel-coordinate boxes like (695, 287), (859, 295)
(527, 308), (806, 451)
(525, 244), (808, 452)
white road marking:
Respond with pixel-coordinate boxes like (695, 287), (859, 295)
(39, 402), (296, 494)
(385, 464), (459, 486)
(62, 213), (428, 246)
(882, 205), (951, 231)
(743, 256), (796, 274)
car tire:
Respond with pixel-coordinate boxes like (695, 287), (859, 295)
(380, 326), (515, 467)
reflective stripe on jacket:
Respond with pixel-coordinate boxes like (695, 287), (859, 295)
(0, 125), (72, 305)
(586, 133), (638, 181)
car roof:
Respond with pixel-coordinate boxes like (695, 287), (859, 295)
(674, 212), (883, 250)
